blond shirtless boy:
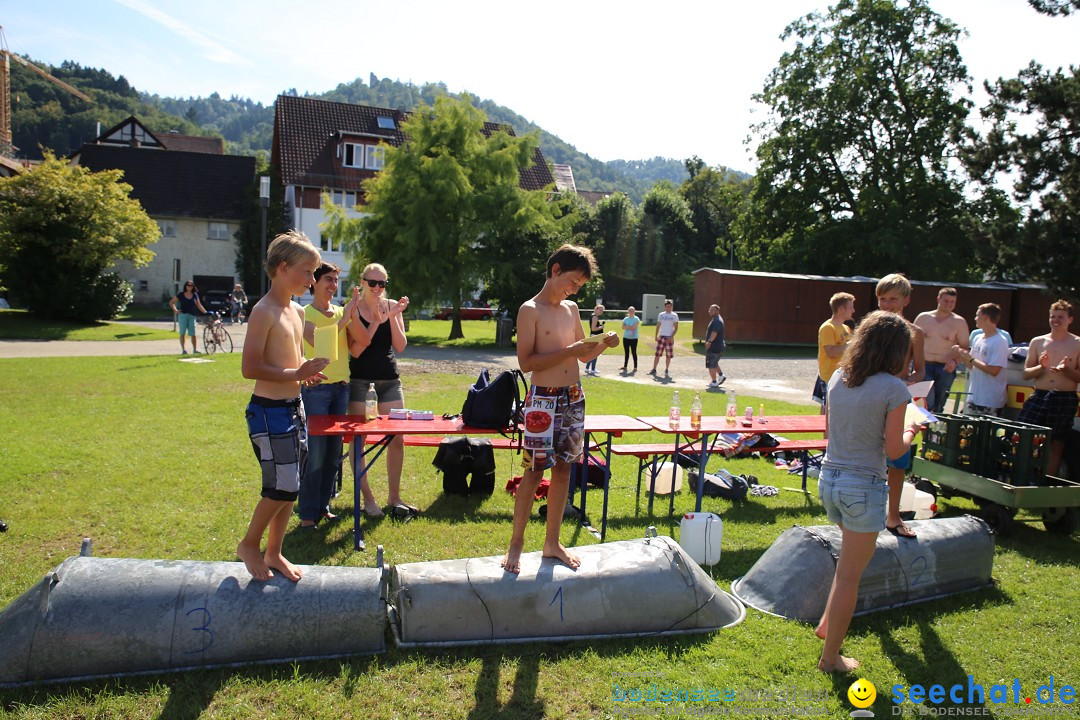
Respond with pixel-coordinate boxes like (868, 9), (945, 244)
(1018, 300), (1080, 477)
(876, 274), (925, 539)
(502, 244), (618, 574)
(915, 288), (969, 414)
(238, 231), (330, 582)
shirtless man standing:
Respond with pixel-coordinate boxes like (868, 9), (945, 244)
(1018, 300), (1080, 477)
(502, 244), (618, 574)
(915, 288), (969, 415)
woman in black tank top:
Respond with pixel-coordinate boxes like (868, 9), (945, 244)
(345, 262), (414, 515)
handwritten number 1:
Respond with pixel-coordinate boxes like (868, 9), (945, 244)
(549, 586), (564, 621)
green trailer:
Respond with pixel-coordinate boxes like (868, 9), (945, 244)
(912, 456), (1080, 536)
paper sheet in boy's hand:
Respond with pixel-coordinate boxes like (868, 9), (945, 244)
(907, 380), (933, 400)
(905, 402), (937, 427)
(314, 324), (338, 361)
(579, 334), (606, 344)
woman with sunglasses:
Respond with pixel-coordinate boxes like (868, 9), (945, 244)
(168, 280), (209, 354)
(347, 263), (413, 516)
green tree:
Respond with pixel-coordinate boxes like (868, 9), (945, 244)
(637, 182), (696, 305)
(681, 156), (752, 270)
(743, 0), (980, 280)
(963, 2), (1080, 301)
(326, 95), (554, 339)
(0, 153), (158, 320)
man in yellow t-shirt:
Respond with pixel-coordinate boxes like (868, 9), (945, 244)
(814, 292), (855, 409)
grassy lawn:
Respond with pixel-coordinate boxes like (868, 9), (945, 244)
(0, 354), (1077, 719)
(0, 309), (175, 341)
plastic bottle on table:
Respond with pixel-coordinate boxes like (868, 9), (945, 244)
(669, 390), (681, 430)
(691, 392), (703, 430)
(725, 390), (737, 427)
(366, 383), (378, 421)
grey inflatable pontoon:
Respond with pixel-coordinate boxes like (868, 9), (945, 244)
(0, 548), (387, 688)
(731, 515), (994, 623)
(390, 534), (744, 647)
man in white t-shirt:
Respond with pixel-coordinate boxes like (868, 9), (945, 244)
(649, 300), (679, 378)
(955, 303), (1009, 416)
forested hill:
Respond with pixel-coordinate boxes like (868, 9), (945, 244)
(11, 62), (744, 201)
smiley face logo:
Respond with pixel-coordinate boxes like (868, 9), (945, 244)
(848, 678), (876, 708)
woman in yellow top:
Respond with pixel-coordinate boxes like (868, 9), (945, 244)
(298, 262), (366, 529)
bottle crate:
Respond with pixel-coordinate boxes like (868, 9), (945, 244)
(920, 413), (984, 471)
(979, 417), (1052, 485)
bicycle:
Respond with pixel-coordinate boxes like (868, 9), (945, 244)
(201, 312), (234, 354)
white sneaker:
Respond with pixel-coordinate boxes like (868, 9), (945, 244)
(708, 379), (719, 388)
(717, 374), (727, 385)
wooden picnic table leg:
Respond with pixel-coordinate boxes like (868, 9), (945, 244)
(350, 435), (364, 551)
(695, 433), (711, 512)
(600, 434), (613, 541)
(669, 432), (680, 518)
(350, 434), (393, 551)
(577, 434), (589, 527)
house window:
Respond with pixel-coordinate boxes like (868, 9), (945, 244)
(332, 190), (343, 206)
(319, 233), (331, 252)
(344, 143), (364, 168)
(344, 192), (356, 209)
(137, 280), (149, 292)
(365, 145), (385, 170)
(377, 116), (396, 130)
(172, 259), (182, 284)
(208, 222), (229, 240)
(158, 220), (176, 238)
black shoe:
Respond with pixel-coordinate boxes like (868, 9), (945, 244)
(0, 519), (7, 532)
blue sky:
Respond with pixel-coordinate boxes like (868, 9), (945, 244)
(3, 0), (1077, 172)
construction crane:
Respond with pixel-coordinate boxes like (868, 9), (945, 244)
(1, 25), (93, 157)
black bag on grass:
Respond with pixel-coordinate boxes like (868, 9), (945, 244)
(688, 468), (749, 501)
(433, 437), (496, 496)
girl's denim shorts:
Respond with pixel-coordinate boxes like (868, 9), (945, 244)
(818, 467), (887, 533)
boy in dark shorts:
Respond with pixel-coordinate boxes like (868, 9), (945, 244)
(503, 244), (618, 574)
(238, 230), (329, 582)
(1018, 300), (1080, 476)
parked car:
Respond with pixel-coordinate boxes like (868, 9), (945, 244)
(434, 305), (494, 320)
(201, 290), (231, 315)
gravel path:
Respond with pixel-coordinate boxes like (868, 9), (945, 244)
(0, 321), (820, 406)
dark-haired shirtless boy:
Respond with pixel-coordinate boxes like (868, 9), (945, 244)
(502, 244), (618, 574)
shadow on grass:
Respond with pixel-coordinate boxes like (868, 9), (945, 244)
(868, 599), (1009, 716)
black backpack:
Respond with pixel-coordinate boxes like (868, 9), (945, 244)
(688, 468), (749, 501)
(461, 368), (527, 432)
(433, 437), (497, 496)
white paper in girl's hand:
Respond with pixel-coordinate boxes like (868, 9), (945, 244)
(905, 402), (937, 427)
(907, 381), (933, 400)
(313, 324), (338, 361)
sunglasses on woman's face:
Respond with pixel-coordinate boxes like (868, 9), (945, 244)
(363, 278), (388, 288)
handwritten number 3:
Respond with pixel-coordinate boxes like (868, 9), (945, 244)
(184, 607), (215, 654)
